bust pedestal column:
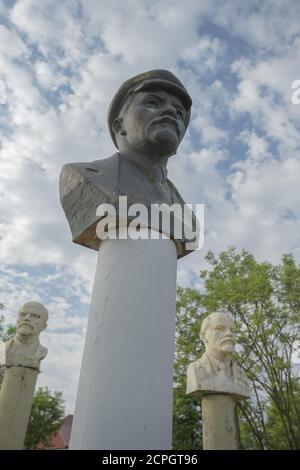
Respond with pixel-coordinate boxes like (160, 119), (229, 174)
(69, 228), (177, 450)
(202, 394), (240, 450)
(0, 366), (39, 449)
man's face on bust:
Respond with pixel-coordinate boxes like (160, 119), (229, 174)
(115, 89), (188, 159)
(17, 302), (48, 337)
(203, 313), (236, 358)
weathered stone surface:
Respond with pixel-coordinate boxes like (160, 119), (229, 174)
(187, 353), (249, 400)
(0, 366), (39, 450)
(187, 312), (249, 399)
(202, 395), (240, 450)
(61, 69), (198, 450)
(59, 69), (198, 258)
(69, 229), (177, 450)
(0, 301), (48, 449)
(186, 312), (249, 450)
(60, 153), (197, 256)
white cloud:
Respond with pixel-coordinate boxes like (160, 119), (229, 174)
(182, 36), (226, 73)
(213, 0), (300, 52)
(34, 61), (67, 90)
(230, 43), (300, 154)
(0, 25), (29, 59)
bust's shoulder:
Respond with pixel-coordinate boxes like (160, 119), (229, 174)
(88, 153), (120, 170)
(187, 354), (208, 372)
(59, 153), (119, 200)
(167, 178), (186, 204)
(187, 360), (197, 373)
(60, 153), (119, 177)
(233, 362), (248, 381)
(3, 337), (14, 351)
(39, 344), (48, 361)
(186, 354), (211, 396)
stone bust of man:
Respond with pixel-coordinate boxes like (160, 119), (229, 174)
(0, 301), (48, 371)
(186, 312), (249, 400)
(59, 69), (196, 257)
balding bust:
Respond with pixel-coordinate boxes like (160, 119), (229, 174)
(0, 302), (48, 371)
(187, 312), (249, 400)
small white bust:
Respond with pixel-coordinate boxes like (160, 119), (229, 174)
(1, 301), (48, 370)
(187, 311), (249, 400)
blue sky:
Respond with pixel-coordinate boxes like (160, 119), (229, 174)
(0, 0), (300, 413)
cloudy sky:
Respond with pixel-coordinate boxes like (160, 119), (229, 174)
(0, 0), (300, 413)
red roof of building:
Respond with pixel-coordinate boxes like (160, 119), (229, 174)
(38, 415), (73, 450)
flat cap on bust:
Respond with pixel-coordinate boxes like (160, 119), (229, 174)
(108, 69), (193, 148)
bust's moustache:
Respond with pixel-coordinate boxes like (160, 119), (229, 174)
(147, 116), (180, 137)
(18, 322), (33, 329)
(220, 337), (235, 344)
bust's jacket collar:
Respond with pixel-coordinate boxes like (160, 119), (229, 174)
(119, 152), (168, 183)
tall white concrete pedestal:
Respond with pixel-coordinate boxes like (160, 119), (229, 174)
(70, 229), (177, 449)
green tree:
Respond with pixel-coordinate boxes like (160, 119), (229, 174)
(173, 248), (300, 450)
(201, 248), (300, 449)
(264, 379), (300, 450)
(24, 387), (65, 449)
(172, 287), (203, 449)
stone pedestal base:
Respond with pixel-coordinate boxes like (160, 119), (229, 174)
(69, 229), (177, 450)
(0, 366), (38, 449)
(202, 394), (239, 450)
